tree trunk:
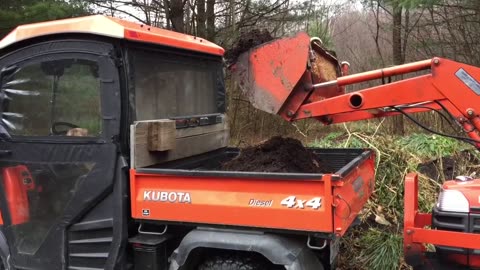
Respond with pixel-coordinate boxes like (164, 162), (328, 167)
(163, 0), (172, 29)
(197, 0), (206, 37)
(392, 2), (405, 135)
(206, 0), (215, 40)
(230, 0), (235, 34)
(169, 0), (185, 33)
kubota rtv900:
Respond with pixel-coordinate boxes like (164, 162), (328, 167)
(0, 15), (478, 270)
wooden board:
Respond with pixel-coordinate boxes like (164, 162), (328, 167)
(131, 119), (229, 168)
(147, 120), (176, 151)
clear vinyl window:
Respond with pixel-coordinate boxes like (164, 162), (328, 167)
(1, 59), (102, 137)
(2, 162), (95, 254)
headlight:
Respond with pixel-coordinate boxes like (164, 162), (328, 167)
(436, 189), (469, 213)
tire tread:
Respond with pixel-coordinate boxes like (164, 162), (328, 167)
(198, 253), (271, 270)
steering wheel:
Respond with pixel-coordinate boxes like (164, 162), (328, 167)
(51, 121), (79, 135)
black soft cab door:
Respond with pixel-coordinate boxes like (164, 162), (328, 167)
(0, 39), (127, 270)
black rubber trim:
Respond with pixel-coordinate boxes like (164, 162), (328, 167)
(136, 148), (373, 181)
(470, 213), (480, 234)
(432, 207), (468, 231)
(432, 207), (470, 254)
(136, 168), (325, 180)
(334, 150), (372, 178)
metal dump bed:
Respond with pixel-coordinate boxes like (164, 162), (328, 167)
(130, 147), (375, 235)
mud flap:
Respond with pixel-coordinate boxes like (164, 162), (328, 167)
(169, 228), (324, 270)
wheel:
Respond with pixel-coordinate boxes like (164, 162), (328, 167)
(197, 253), (279, 270)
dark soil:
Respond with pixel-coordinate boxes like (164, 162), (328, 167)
(221, 136), (327, 173)
(418, 150), (480, 180)
(224, 29), (274, 65)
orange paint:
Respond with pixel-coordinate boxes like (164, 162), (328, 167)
(2, 165), (34, 225)
(0, 15), (224, 56)
(296, 75), (445, 119)
(131, 170), (333, 232)
(130, 157), (375, 234)
(288, 58), (480, 150)
(404, 173), (480, 268)
(442, 178), (480, 208)
(230, 32), (311, 114)
(336, 59), (432, 87)
(333, 155), (375, 236)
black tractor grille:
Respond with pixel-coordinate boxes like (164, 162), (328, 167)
(432, 207), (480, 255)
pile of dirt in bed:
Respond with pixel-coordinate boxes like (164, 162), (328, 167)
(221, 136), (327, 173)
(224, 29), (274, 65)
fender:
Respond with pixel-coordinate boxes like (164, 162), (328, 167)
(169, 228), (324, 270)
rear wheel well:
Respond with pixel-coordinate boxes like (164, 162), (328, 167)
(183, 248), (285, 270)
(169, 229), (326, 270)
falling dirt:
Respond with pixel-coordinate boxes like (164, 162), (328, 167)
(224, 29), (274, 65)
(221, 136), (329, 173)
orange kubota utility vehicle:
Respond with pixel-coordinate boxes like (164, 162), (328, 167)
(0, 15), (477, 270)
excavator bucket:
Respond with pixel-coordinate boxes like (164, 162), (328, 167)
(230, 32), (344, 117)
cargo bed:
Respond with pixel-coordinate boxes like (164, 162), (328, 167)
(138, 147), (370, 178)
(130, 147), (375, 235)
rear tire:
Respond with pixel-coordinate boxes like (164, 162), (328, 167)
(197, 253), (279, 270)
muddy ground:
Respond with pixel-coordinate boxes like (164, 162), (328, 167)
(221, 136), (328, 173)
(224, 29), (274, 66)
(418, 149), (480, 180)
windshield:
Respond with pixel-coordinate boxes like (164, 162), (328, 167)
(130, 48), (225, 120)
